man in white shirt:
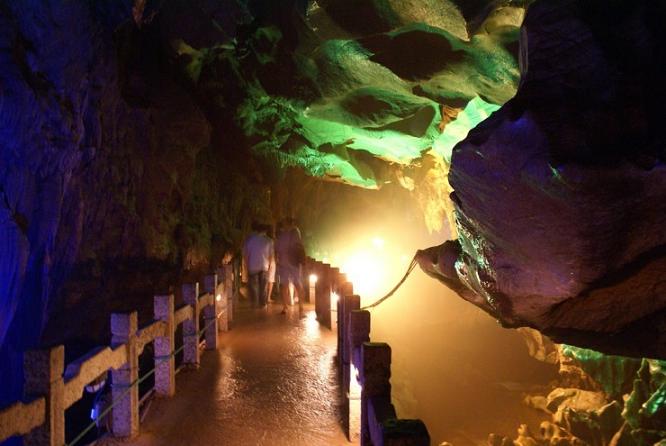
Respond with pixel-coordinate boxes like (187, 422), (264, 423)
(243, 223), (275, 308)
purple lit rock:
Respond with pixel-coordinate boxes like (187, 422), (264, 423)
(419, 0), (666, 358)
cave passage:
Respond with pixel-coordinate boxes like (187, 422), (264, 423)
(100, 301), (347, 446)
(3, 1), (666, 445)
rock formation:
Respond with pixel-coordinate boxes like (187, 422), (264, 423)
(485, 332), (666, 446)
(417, 0), (666, 359)
(1, 0), (531, 409)
(2, 1), (665, 440)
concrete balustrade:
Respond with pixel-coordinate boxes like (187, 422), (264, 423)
(154, 294), (175, 397)
(308, 258), (431, 446)
(336, 279), (353, 362)
(348, 309), (370, 443)
(182, 282), (201, 367)
(1, 259), (427, 445)
(110, 311), (139, 438)
(219, 264), (234, 322)
(315, 263), (332, 328)
(23, 346), (65, 446)
(0, 266), (235, 445)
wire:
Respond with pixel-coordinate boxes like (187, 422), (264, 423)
(359, 256), (418, 310)
(67, 314), (219, 446)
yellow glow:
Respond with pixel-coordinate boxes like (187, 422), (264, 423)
(309, 273), (318, 286)
(341, 250), (385, 298)
(303, 310), (320, 341)
(372, 237), (385, 249)
(216, 294), (222, 302)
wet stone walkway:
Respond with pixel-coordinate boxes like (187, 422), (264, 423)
(118, 301), (349, 446)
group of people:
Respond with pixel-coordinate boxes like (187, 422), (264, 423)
(242, 217), (306, 314)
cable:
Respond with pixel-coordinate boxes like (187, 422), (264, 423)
(67, 314), (219, 446)
(359, 256), (418, 310)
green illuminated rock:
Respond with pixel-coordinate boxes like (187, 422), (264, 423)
(169, 2), (524, 231)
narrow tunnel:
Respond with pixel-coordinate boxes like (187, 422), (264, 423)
(1, 1), (665, 445)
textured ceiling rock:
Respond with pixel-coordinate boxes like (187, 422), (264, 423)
(417, 0), (666, 358)
(172, 0), (528, 203)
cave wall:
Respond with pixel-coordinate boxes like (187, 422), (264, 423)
(0, 0), (275, 407)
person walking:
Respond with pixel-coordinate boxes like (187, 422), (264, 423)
(275, 217), (306, 315)
(265, 223), (277, 303)
(242, 222), (275, 308)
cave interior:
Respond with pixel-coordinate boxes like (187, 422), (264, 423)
(1, 0), (666, 445)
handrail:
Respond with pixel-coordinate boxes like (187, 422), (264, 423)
(0, 398), (45, 441)
(0, 266), (235, 446)
(63, 345), (127, 410)
(308, 257), (431, 446)
(174, 304), (193, 326)
(136, 321), (168, 354)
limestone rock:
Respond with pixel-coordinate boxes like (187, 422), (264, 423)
(518, 327), (560, 364)
(546, 388), (608, 422)
(419, 0), (666, 359)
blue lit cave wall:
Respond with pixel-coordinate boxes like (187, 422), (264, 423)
(0, 0), (276, 408)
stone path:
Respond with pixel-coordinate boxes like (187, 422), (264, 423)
(115, 301), (349, 446)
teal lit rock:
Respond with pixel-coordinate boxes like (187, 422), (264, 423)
(560, 345), (642, 400)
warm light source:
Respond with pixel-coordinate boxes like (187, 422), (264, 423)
(216, 294), (222, 302)
(341, 250), (384, 298)
(372, 237), (385, 249)
(309, 273), (318, 286)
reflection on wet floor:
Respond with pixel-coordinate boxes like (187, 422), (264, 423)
(119, 301), (349, 446)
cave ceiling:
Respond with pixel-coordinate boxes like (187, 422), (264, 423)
(142, 0), (666, 357)
(158, 0), (530, 231)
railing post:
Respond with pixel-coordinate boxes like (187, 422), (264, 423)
(330, 267), (340, 331)
(307, 260), (318, 304)
(206, 273), (228, 333)
(203, 274), (219, 350)
(223, 264), (234, 322)
(341, 294), (360, 394)
(314, 262), (323, 319)
(182, 283), (200, 367)
(23, 346), (65, 446)
(316, 263), (331, 328)
(348, 309), (370, 443)
(154, 295), (175, 397)
(337, 281), (354, 364)
(110, 312), (139, 438)
(361, 342), (391, 446)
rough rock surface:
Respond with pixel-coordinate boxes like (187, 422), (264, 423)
(0, 0), (526, 412)
(0, 0), (273, 408)
(417, 0), (666, 358)
(491, 342), (666, 446)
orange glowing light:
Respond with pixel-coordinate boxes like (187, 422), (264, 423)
(341, 250), (384, 298)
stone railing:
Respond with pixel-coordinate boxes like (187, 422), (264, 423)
(0, 266), (234, 446)
(307, 259), (430, 446)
